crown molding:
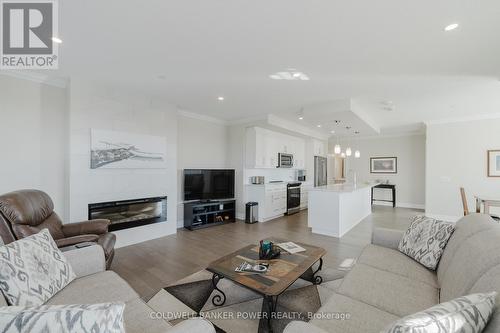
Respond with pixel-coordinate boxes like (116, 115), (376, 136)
(177, 109), (228, 125)
(226, 114), (268, 125)
(425, 113), (500, 126)
(345, 131), (425, 141)
(0, 70), (68, 88)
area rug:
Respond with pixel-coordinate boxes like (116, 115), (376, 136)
(146, 263), (346, 333)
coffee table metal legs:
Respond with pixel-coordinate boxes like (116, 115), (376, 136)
(312, 258), (323, 285)
(259, 295), (279, 333)
(210, 273), (226, 307)
(300, 258), (323, 285)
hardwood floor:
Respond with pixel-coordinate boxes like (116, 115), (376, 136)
(111, 206), (422, 299)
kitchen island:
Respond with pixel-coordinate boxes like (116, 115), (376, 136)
(308, 183), (377, 237)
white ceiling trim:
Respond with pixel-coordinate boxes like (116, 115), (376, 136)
(425, 112), (500, 126)
(0, 71), (68, 88)
(227, 114), (268, 125)
(267, 114), (329, 140)
(350, 99), (381, 134)
(338, 131), (426, 141)
(177, 109), (228, 125)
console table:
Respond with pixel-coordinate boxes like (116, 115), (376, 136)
(371, 184), (396, 207)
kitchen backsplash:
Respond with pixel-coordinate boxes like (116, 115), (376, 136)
(244, 168), (299, 184)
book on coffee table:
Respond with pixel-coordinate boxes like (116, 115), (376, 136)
(276, 242), (306, 254)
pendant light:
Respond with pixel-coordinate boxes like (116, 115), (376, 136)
(345, 125), (352, 156)
(341, 152), (346, 158)
(354, 131), (361, 158)
(334, 143), (341, 154)
(334, 134), (341, 154)
(333, 120), (341, 154)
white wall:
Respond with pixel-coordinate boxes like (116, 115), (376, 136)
(227, 124), (246, 219)
(0, 75), (69, 218)
(177, 113), (229, 226)
(426, 119), (500, 221)
(68, 79), (178, 247)
(332, 134), (426, 208)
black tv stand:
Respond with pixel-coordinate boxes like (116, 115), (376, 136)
(184, 199), (236, 230)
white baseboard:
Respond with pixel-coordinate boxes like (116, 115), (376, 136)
(424, 213), (461, 222)
(373, 201), (425, 210)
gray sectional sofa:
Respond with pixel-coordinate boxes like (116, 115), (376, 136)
(2, 213), (497, 332)
(285, 213), (500, 333)
(0, 244), (215, 333)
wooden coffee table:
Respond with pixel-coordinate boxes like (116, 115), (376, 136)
(206, 238), (326, 332)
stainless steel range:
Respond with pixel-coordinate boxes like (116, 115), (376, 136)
(286, 182), (301, 215)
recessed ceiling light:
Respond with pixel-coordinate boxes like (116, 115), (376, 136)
(298, 116), (303, 120)
(317, 124), (321, 128)
(444, 23), (459, 31)
(330, 130), (335, 134)
(269, 70), (310, 81)
(51, 37), (62, 44)
(217, 96), (224, 101)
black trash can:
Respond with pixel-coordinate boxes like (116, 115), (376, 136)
(245, 202), (258, 224)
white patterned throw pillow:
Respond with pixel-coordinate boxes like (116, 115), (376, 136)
(0, 302), (125, 333)
(383, 292), (497, 333)
(0, 229), (76, 306)
(398, 215), (455, 270)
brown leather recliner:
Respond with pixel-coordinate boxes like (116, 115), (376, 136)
(0, 189), (116, 268)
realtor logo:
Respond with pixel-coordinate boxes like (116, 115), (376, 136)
(1, 0), (58, 69)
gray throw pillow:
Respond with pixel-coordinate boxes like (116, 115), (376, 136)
(0, 229), (76, 306)
(0, 302), (125, 333)
(398, 215), (455, 270)
(384, 292), (497, 333)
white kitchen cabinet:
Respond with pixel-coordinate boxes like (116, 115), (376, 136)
(300, 183), (313, 209)
(312, 139), (327, 157)
(293, 139), (305, 169)
(246, 127), (306, 169)
(246, 127), (270, 168)
(246, 183), (287, 222)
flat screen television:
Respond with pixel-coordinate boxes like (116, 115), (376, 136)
(184, 169), (235, 201)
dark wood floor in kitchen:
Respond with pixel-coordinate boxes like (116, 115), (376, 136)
(111, 206), (422, 299)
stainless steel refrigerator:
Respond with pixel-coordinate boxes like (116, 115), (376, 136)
(314, 156), (327, 187)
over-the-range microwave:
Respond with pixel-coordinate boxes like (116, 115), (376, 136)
(277, 153), (294, 168)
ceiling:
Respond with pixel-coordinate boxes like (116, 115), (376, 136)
(52, 0), (500, 135)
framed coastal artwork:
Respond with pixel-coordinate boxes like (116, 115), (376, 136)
(487, 150), (500, 177)
(370, 157), (397, 174)
(90, 129), (167, 169)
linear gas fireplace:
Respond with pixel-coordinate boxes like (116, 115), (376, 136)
(88, 196), (167, 231)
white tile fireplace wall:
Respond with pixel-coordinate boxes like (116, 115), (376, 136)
(69, 79), (178, 248)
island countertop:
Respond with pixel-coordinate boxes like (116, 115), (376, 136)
(309, 182), (380, 193)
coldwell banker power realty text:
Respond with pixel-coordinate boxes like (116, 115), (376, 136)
(1, 0), (58, 69)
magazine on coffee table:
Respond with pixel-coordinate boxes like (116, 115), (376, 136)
(235, 261), (268, 274)
(276, 242), (306, 254)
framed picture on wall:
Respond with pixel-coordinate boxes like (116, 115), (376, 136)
(487, 150), (500, 177)
(90, 129), (167, 169)
(370, 157), (397, 174)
